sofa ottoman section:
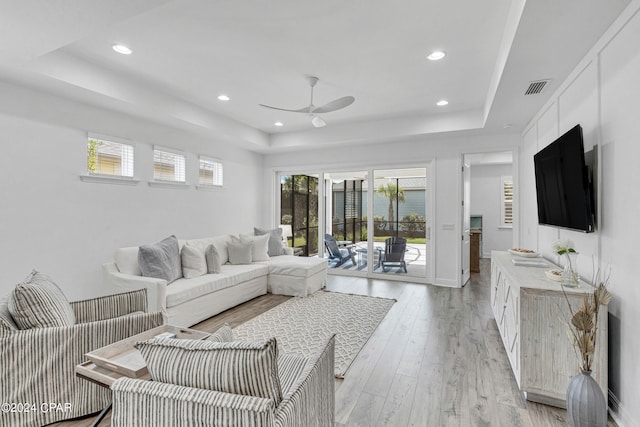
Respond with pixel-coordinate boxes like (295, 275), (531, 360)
(262, 256), (328, 297)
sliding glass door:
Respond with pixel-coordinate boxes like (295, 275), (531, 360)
(372, 168), (428, 279)
(280, 174), (318, 257)
(277, 166), (431, 282)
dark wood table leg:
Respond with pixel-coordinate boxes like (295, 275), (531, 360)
(90, 403), (112, 427)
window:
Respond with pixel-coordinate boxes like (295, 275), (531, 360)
(198, 156), (223, 187)
(153, 147), (186, 182)
(87, 136), (134, 177)
(501, 176), (513, 227)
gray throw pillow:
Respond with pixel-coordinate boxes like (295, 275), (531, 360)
(7, 270), (76, 329)
(138, 235), (183, 284)
(254, 227), (286, 257)
(205, 244), (222, 274)
(228, 241), (252, 265)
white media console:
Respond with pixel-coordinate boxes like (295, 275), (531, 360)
(490, 251), (607, 408)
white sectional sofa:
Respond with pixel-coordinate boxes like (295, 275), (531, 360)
(102, 234), (327, 327)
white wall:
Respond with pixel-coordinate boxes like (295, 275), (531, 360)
(0, 100), (263, 301)
(470, 164), (514, 257)
(520, 2), (640, 424)
(263, 133), (520, 287)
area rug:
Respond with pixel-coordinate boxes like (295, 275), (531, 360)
(232, 290), (395, 378)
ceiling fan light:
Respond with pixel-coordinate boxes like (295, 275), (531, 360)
(112, 44), (132, 55)
(311, 116), (326, 128)
(427, 50), (446, 61)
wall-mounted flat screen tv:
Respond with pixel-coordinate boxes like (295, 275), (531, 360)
(533, 124), (595, 233)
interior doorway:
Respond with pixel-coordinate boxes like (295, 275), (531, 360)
(461, 151), (515, 285)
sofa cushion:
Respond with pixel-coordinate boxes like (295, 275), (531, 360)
(228, 241), (253, 265)
(136, 337), (283, 404)
(165, 264), (268, 308)
(262, 255), (328, 278)
(205, 244), (222, 274)
(186, 235), (231, 265)
(7, 270), (76, 329)
(206, 324), (234, 342)
(181, 245), (207, 279)
(254, 227), (286, 257)
(138, 235), (183, 284)
(239, 233), (270, 261)
(114, 246), (142, 276)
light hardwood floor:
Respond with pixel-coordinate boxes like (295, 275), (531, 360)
(54, 259), (615, 426)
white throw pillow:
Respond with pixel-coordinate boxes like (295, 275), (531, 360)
(114, 246), (142, 275)
(181, 245), (207, 279)
(239, 233), (270, 261)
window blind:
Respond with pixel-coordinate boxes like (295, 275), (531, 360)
(88, 137), (134, 177)
(199, 156), (223, 186)
(502, 177), (513, 226)
(154, 148), (186, 182)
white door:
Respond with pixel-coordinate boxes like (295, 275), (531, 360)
(461, 162), (471, 286)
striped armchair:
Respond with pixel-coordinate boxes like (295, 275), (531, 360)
(0, 289), (163, 427)
(111, 334), (335, 427)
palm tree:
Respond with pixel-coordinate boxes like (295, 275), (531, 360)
(376, 182), (405, 235)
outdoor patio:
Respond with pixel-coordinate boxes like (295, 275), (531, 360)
(327, 242), (427, 277)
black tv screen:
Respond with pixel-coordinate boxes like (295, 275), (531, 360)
(533, 124), (594, 232)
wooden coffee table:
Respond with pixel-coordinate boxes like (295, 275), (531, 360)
(76, 324), (209, 425)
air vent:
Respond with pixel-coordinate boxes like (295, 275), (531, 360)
(525, 79), (551, 95)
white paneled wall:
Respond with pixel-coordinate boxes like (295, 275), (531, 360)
(520, 2), (640, 424)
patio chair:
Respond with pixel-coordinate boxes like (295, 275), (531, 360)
(324, 234), (356, 267)
(381, 237), (408, 273)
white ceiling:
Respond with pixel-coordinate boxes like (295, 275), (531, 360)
(0, 0), (630, 153)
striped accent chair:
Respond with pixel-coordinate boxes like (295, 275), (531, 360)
(0, 288), (163, 427)
(111, 334), (335, 426)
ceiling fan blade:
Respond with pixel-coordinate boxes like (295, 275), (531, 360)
(258, 104), (311, 113)
(312, 96), (355, 114)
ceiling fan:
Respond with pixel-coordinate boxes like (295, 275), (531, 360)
(259, 76), (355, 128)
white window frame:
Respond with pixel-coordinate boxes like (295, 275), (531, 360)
(197, 155), (224, 189)
(152, 146), (187, 184)
(501, 176), (513, 228)
(81, 133), (139, 185)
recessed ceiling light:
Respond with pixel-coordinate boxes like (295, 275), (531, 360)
(427, 50), (446, 61)
(503, 123), (513, 129)
(436, 100), (449, 106)
(112, 44), (132, 55)
(274, 122), (284, 127)
(217, 94), (230, 101)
